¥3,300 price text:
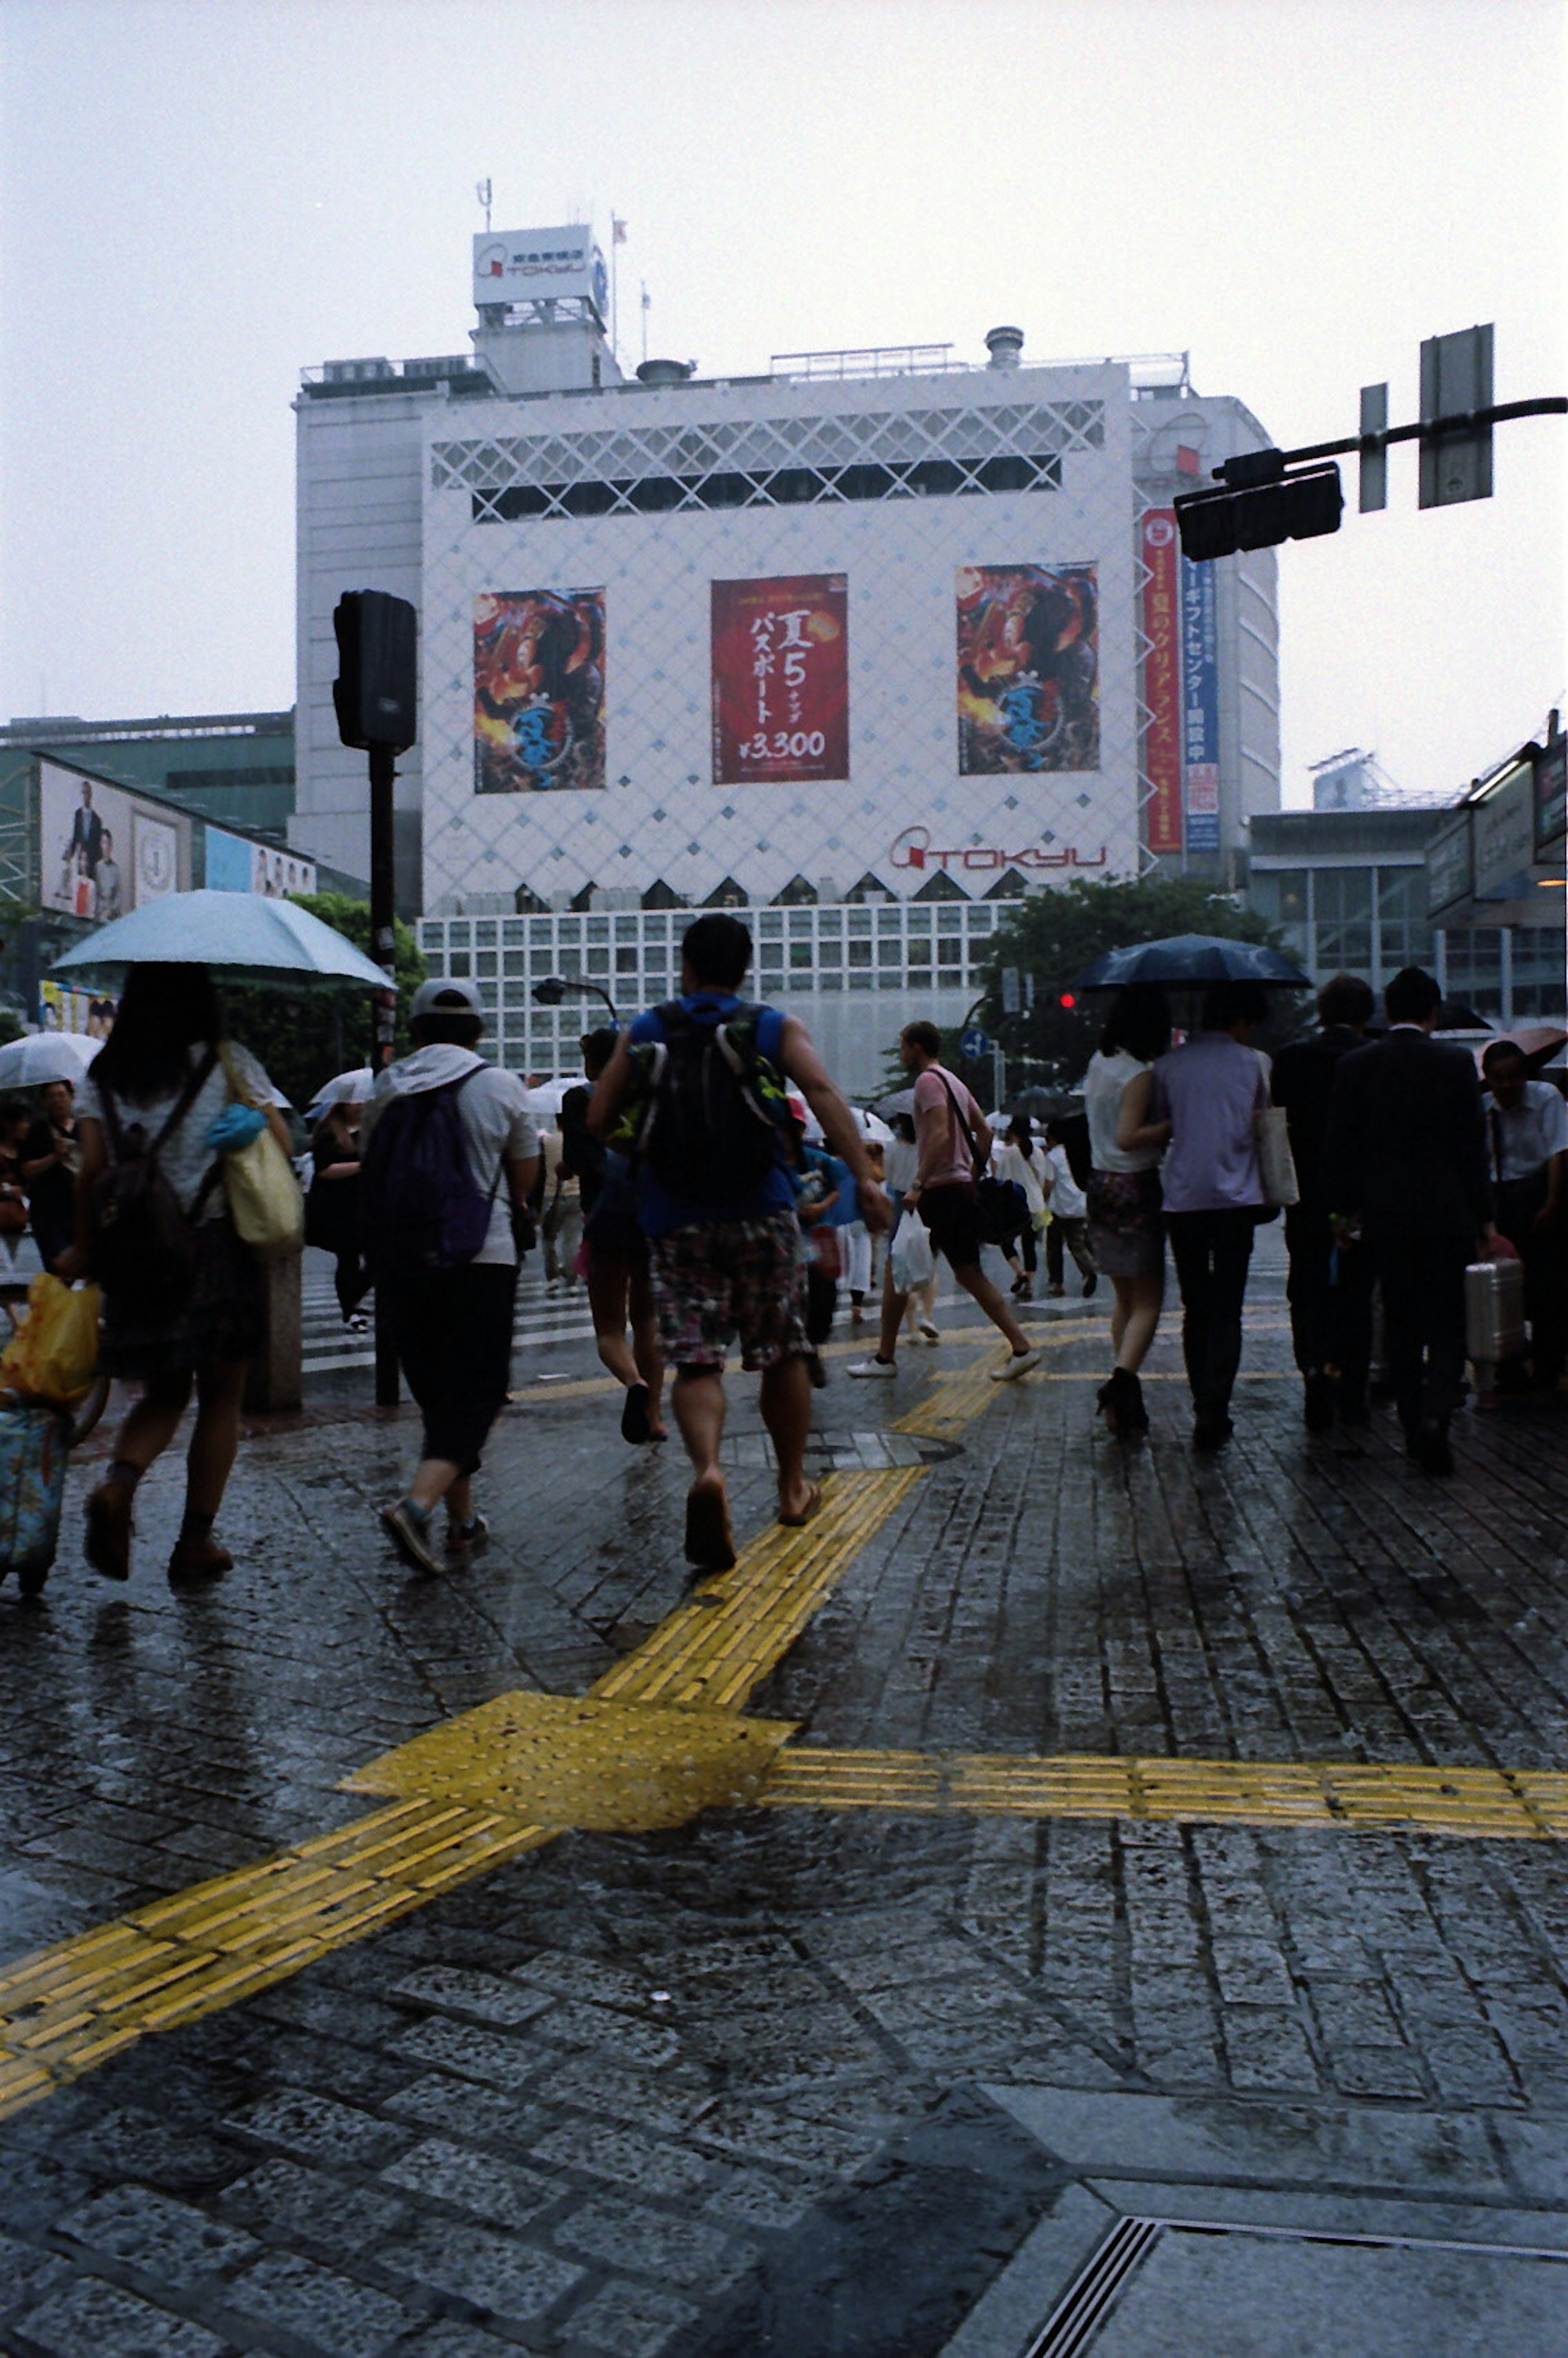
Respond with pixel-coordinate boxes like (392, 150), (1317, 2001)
(740, 729), (826, 762)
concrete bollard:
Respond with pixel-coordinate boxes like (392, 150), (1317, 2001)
(244, 1250), (303, 1413)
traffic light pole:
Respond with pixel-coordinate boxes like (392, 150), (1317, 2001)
(369, 742), (400, 1407)
(1225, 394), (1566, 481)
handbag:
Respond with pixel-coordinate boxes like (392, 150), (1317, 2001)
(938, 1079), (1028, 1246)
(216, 1044), (304, 1258)
(1256, 1105), (1300, 1209)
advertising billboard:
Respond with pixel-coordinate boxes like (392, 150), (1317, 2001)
(38, 759), (189, 923)
(474, 590), (607, 794)
(711, 575), (849, 787)
(1535, 735), (1566, 854)
(208, 827), (318, 897)
(1472, 760), (1534, 900)
(1179, 555), (1220, 851)
(1139, 513), (1182, 854)
(956, 564), (1099, 774)
(472, 226), (608, 319)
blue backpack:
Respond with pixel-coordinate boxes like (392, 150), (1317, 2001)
(359, 1071), (498, 1275)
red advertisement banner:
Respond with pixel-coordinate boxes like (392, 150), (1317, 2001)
(474, 590), (606, 793)
(1140, 513), (1183, 854)
(711, 575), (849, 785)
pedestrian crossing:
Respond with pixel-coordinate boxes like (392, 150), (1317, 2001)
(299, 1253), (599, 1382)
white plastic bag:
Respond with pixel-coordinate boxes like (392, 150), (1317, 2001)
(889, 1213), (935, 1292)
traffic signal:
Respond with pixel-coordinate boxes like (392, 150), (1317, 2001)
(1057, 991), (1078, 1010)
(1175, 451), (1343, 563)
(333, 590), (418, 753)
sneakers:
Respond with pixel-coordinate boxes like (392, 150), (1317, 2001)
(380, 1498), (445, 1576)
(990, 1347), (1043, 1382)
(1081, 1273), (1098, 1298)
(1046, 1283), (1066, 1299)
(448, 1514), (490, 1556)
(918, 1323), (942, 1345)
(849, 1356), (898, 1378)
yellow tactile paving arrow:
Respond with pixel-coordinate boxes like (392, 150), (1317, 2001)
(0, 1328), (1557, 2124)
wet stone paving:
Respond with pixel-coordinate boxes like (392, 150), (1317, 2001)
(0, 1235), (1566, 2356)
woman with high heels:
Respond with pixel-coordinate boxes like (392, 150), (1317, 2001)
(1083, 985), (1171, 1437)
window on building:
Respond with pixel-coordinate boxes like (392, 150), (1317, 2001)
(1511, 925), (1568, 1019)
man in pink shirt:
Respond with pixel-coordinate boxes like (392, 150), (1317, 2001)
(851, 1021), (1042, 1380)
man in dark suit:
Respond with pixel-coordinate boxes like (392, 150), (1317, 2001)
(1322, 966), (1494, 1475)
(1271, 972), (1376, 1430)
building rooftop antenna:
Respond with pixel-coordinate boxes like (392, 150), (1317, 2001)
(476, 178), (493, 233)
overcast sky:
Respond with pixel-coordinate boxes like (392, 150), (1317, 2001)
(2, 0), (1562, 808)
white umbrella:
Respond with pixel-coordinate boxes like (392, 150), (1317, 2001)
(0, 1032), (102, 1087)
(524, 1074), (590, 1122)
(307, 1066), (376, 1117)
(51, 891), (388, 992)
(855, 1108), (893, 1144)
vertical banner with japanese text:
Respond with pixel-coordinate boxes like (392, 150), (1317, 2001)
(1139, 513), (1182, 854)
(711, 575), (849, 785)
(1180, 553), (1220, 851)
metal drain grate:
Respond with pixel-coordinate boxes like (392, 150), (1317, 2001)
(1022, 2218), (1162, 2358)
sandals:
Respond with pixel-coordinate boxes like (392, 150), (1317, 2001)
(620, 1381), (652, 1444)
(684, 1482), (737, 1573)
(778, 1482), (824, 1530)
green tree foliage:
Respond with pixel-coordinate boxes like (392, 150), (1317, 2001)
(980, 876), (1294, 1088)
(222, 894), (426, 1114)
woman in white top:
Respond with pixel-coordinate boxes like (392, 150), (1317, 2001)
(1082, 985), (1172, 1436)
(67, 961), (292, 1585)
(992, 1116), (1048, 1299)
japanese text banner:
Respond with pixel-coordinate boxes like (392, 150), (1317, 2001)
(711, 575), (849, 786)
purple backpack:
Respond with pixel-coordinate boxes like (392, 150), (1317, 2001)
(359, 1071), (499, 1275)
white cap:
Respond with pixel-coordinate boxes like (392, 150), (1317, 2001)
(411, 976), (484, 1021)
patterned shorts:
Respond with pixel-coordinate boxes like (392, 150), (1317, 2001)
(649, 1211), (809, 1371)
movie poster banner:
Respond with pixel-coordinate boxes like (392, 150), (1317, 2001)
(474, 590), (606, 793)
(1139, 514), (1183, 854)
(956, 564), (1099, 775)
(711, 575), (849, 786)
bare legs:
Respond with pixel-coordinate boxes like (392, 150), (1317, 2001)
(949, 1259), (1031, 1354)
(1110, 1272), (1164, 1373)
(673, 1351), (814, 1536)
(111, 1356), (247, 1518)
(587, 1255), (666, 1438)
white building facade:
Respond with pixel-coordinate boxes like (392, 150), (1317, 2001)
(293, 236), (1280, 1090)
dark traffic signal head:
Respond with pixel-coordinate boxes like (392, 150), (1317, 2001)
(1175, 459), (1344, 563)
(333, 589), (418, 753)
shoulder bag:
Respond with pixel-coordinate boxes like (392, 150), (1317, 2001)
(216, 1045), (304, 1258)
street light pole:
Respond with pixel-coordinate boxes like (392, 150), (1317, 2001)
(532, 974), (620, 1025)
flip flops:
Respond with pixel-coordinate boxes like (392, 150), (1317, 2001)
(778, 1482), (824, 1529)
(684, 1481), (737, 1573)
(620, 1381), (651, 1444)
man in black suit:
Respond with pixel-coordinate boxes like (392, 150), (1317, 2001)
(1271, 972), (1376, 1430)
(1322, 966), (1494, 1474)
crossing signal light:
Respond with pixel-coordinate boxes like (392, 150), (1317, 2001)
(1057, 991), (1078, 1010)
(333, 589), (418, 753)
(1174, 453), (1344, 563)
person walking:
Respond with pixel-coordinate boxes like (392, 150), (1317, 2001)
(1149, 981), (1271, 1451)
(1480, 1039), (1567, 1392)
(850, 1021), (1042, 1382)
(1084, 985), (1170, 1438)
(1323, 966), (1495, 1475)
(64, 962), (291, 1585)
(1040, 1117), (1098, 1299)
(993, 1115), (1047, 1301)
(20, 1078), (80, 1273)
(540, 1121), (584, 1290)
(577, 1027), (667, 1444)
(1270, 973), (1377, 1428)
(0, 1097), (32, 1268)
(306, 1099), (372, 1332)
(365, 978), (540, 1573)
(589, 913), (889, 1575)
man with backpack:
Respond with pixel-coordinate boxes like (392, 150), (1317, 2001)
(589, 913), (890, 1576)
(361, 977), (539, 1575)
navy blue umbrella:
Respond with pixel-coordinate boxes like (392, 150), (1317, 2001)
(1073, 933), (1311, 990)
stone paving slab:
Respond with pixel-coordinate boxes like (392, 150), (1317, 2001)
(0, 1245), (1565, 2352)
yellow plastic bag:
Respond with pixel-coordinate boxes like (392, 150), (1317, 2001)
(0, 1275), (101, 1406)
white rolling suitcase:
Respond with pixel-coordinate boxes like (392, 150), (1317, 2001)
(1465, 1255), (1528, 1391)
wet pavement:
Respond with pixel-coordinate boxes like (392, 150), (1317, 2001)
(1, 1233), (1566, 2356)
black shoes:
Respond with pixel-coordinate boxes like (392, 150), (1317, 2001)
(1405, 1419), (1454, 1476)
(1192, 1415), (1235, 1453)
(1303, 1371), (1337, 1432)
(1096, 1366), (1148, 1438)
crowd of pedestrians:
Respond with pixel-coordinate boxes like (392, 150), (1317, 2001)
(9, 934), (1560, 1596)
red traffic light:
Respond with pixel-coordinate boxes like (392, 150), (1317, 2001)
(1058, 991), (1077, 1010)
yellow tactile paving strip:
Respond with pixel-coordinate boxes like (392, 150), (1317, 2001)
(757, 1750), (1568, 1841)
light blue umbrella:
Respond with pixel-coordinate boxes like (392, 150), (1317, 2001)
(51, 891), (388, 993)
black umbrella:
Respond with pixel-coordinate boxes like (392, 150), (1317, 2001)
(1073, 933), (1311, 990)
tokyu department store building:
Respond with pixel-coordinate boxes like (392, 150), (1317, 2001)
(292, 228), (1282, 1092)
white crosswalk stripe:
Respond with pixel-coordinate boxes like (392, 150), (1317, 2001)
(300, 1262), (594, 1380)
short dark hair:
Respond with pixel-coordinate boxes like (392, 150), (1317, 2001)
(1201, 980), (1269, 1031)
(682, 912), (752, 990)
(1481, 1039), (1527, 1075)
(901, 1019), (942, 1059)
(1099, 983), (1171, 1065)
(580, 1025), (619, 1077)
(1384, 966), (1441, 1025)
(0, 1097), (28, 1132)
(412, 1010), (483, 1048)
(1317, 972), (1374, 1028)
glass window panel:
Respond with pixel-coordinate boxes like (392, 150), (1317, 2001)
(503, 949), (526, 974)
(448, 922), (472, 945)
(449, 950), (472, 977)
(615, 945), (638, 971)
(877, 938), (901, 966)
(938, 938), (962, 965)
(850, 971), (873, 990)
(502, 920), (525, 944)
(475, 950), (498, 976)
(849, 940), (872, 967)
(938, 908), (963, 932)
(759, 911), (784, 937)
(584, 947), (610, 976)
(789, 941), (813, 967)
(908, 968), (933, 990)
(848, 910), (872, 936)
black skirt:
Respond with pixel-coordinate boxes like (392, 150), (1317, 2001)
(100, 1213), (264, 1380)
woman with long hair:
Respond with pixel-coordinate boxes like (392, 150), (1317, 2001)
(993, 1114), (1047, 1300)
(64, 961), (291, 1585)
(1083, 984), (1172, 1437)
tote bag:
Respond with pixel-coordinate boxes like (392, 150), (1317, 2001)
(1256, 1106), (1300, 1209)
(218, 1045), (304, 1258)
